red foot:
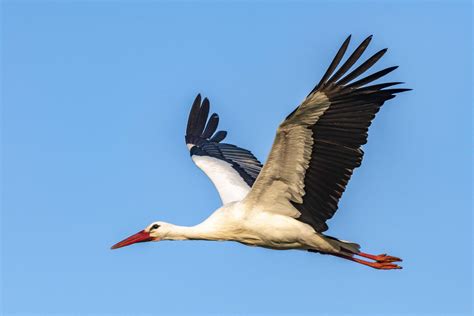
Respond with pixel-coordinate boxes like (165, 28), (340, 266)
(332, 251), (403, 270)
(353, 257), (402, 270)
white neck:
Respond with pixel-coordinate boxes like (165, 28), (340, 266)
(162, 223), (227, 241)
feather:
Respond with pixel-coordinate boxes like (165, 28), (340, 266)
(310, 35), (351, 94)
(326, 35), (373, 86)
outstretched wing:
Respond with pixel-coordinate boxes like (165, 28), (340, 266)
(185, 94), (263, 205)
(244, 35), (410, 232)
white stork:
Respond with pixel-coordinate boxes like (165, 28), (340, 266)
(112, 35), (409, 270)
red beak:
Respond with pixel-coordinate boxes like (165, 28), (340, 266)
(111, 230), (154, 250)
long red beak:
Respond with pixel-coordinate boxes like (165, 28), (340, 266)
(111, 230), (154, 250)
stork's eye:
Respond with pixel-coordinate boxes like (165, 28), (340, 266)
(151, 224), (160, 230)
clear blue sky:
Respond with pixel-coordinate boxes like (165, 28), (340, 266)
(1, 1), (472, 315)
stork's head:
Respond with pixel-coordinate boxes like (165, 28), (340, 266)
(111, 221), (170, 249)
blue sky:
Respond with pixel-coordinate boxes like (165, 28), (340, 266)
(1, 1), (472, 315)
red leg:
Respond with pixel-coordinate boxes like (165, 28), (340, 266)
(358, 252), (402, 263)
(332, 253), (402, 270)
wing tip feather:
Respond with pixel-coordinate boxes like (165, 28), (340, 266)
(186, 94), (226, 145)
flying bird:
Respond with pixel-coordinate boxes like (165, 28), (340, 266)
(111, 35), (409, 270)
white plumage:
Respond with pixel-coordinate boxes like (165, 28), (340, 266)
(191, 155), (251, 204)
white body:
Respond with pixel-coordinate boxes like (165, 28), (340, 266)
(160, 202), (339, 253)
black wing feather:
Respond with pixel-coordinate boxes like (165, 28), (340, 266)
(209, 131), (227, 143)
(292, 36), (410, 232)
(186, 94), (202, 137)
(325, 35), (373, 86)
(201, 113), (219, 139)
(311, 35), (351, 94)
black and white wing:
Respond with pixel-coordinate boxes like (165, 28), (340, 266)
(244, 35), (410, 232)
(185, 94), (263, 205)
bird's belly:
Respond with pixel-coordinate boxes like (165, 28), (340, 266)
(230, 212), (314, 250)
(238, 239), (305, 250)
